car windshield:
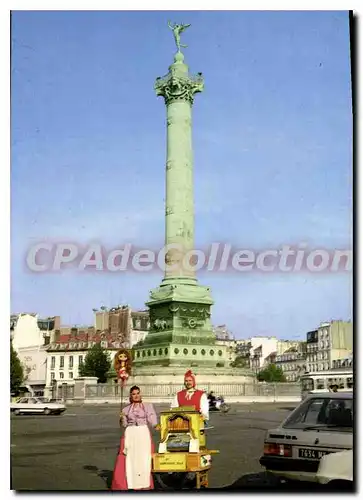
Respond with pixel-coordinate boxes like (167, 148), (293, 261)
(283, 397), (353, 430)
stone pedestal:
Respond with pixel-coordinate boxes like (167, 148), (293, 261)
(134, 282), (219, 368)
(131, 366), (254, 385)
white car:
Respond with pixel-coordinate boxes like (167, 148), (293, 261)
(316, 449), (353, 489)
(10, 396), (66, 416)
(259, 392), (353, 484)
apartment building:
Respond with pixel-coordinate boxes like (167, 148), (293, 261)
(213, 325), (236, 363)
(275, 343), (307, 382)
(130, 310), (149, 346)
(11, 313), (60, 393)
(93, 305), (149, 347)
(277, 340), (302, 355)
(235, 337), (279, 371)
(44, 306), (150, 390)
(306, 320), (353, 372)
(332, 353), (353, 370)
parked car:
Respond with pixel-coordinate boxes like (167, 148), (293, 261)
(10, 396), (66, 416)
(259, 392), (353, 484)
(316, 449), (353, 489)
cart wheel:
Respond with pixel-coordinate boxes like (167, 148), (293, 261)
(154, 472), (196, 490)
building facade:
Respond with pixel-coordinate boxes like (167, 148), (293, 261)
(11, 313), (60, 392)
(306, 320), (353, 372)
(332, 353), (353, 370)
(213, 325), (236, 364)
(93, 305), (150, 347)
(275, 344), (307, 382)
(130, 310), (150, 346)
(44, 307), (151, 392)
(234, 336), (279, 371)
(276, 340), (302, 355)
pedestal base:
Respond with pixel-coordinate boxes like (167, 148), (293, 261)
(134, 281), (225, 368)
(131, 366), (254, 385)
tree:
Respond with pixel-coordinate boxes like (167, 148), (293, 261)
(79, 343), (111, 383)
(230, 356), (249, 368)
(11, 343), (24, 394)
(257, 364), (286, 383)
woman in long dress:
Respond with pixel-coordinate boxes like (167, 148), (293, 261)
(111, 385), (158, 490)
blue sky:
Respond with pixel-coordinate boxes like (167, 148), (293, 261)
(11, 10), (352, 339)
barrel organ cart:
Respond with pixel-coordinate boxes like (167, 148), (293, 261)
(152, 406), (219, 490)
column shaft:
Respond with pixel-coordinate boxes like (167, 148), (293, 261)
(165, 100), (194, 280)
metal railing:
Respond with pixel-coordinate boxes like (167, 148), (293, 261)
(83, 382), (300, 400)
(56, 385), (74, 400)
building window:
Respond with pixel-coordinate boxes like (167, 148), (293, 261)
(79, 356), (83, 366)
(51, 356), (55, 369)
(59, 372), (64, 379)
(50, 372), (55, 380)
(183, 349), (188, 355)
(60, 356), (64, 368)
(69, 356), (73, 368)
(192, 349), (197, 355)
(69, 372), (73, 379)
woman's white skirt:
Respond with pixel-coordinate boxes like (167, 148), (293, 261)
(124, 425), (152, 489)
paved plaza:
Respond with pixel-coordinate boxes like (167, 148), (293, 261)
(11, 402), (325, 491)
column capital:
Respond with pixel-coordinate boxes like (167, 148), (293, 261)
(155, 53), (204, 106)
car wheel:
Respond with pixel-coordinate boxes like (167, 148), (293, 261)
(325, 480), (354, 492)
(44, 408), (51, 415)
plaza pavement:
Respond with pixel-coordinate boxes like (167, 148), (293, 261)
(11, 402), (323, 491)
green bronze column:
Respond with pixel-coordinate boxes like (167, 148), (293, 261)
(133, 23), (225, 369)
(155, 51), (203, 284)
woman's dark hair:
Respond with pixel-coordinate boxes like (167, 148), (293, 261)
(130, 385), (140, 394)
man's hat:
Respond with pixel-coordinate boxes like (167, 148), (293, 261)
(184, 369), (196, 387)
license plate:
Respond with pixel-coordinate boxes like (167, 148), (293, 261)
(298, 448), (329, 459)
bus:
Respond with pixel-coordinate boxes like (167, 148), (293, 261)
(300, 369), (353, 399)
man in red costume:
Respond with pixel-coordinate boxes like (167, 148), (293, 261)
(171, 369), (210, 424)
